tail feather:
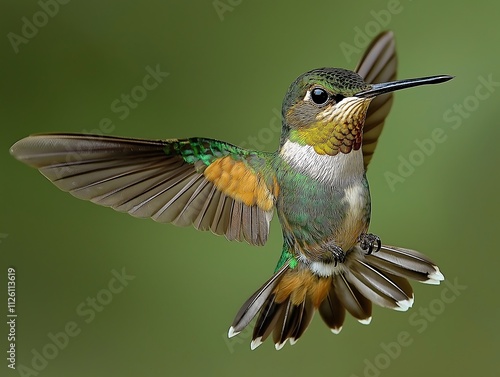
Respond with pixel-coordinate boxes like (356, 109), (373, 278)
(346, 258), (414, 311)
(229, 244), (444, 350)
(365, 245), (444, 284)
(229, 264), (289, 337)
(250, 270), (317, 350)
(272, 296), (315, 349)
(333, 274), (372, 324)
(273, 299), (295, 349)
(319, 285), (346, 333)
(251, 294), (283, 347)
(289, 298), (314, 344)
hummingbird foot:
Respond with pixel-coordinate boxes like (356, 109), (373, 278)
(326, 243), (346, 265)
(359, 233), (381, 255)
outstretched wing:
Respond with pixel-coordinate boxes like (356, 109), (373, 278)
(355, 31), (397, 170)
(10, 134), (279, 246)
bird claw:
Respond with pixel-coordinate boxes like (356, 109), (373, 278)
(330, 245), (346, 265)
(359, 233), (381, 255)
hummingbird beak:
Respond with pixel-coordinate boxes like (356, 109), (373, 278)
(355, 75), (454, 98)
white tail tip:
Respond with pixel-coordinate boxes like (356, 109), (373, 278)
(426, 268), (445, 284)
(275, 339), (287, 350)
(358, 317), (372, 325)
(250, 337), (263, 350)
(331, 326), (343, 334)
(395, 296), (414, 311)
(228, 326), (240, 338)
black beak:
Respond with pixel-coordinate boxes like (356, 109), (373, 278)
(355, 75), (454, 98)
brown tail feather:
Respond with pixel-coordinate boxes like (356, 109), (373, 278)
(333, 274), (372, 324)
(319, 285), (346, 334)
(228, 263), (289, 338)
(251, 268), (319, 350)
(228, 244), (444, 350)
(251, 294), (282, 347)
(288, 298), (314, 345)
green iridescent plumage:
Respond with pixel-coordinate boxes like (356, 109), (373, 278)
(167, 138), (255, 166)
(274, 246), (296, 272)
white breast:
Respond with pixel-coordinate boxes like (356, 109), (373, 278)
(279, 140), (365, 186)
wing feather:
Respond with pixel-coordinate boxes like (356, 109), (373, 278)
(10, 133), (276, 246)
(355, 31), (397, 170)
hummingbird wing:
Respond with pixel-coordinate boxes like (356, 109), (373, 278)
(10, 134), (278, 246)
(355, 31), (397, 170)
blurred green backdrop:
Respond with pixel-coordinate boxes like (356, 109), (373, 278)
(1, 1), (499, 376)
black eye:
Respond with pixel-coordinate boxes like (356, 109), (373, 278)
(311, 88), (329, 105)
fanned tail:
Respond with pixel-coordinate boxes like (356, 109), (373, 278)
(230, 264), (324, 350)
(228, 244), (444, 350)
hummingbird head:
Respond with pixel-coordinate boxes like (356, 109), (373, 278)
(281, 68), (453, 156)
(280, 68), (372, 155)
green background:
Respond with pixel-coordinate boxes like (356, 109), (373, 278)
(1, 1), (498, 376)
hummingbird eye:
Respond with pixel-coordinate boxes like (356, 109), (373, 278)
(310, 88), (329, 105)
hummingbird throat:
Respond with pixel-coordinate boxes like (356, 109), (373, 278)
(290, 98), (371, 156)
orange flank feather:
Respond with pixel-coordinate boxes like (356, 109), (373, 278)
(204, 156), (278, 211)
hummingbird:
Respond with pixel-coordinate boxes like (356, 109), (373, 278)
(10, 31), (451, 350)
